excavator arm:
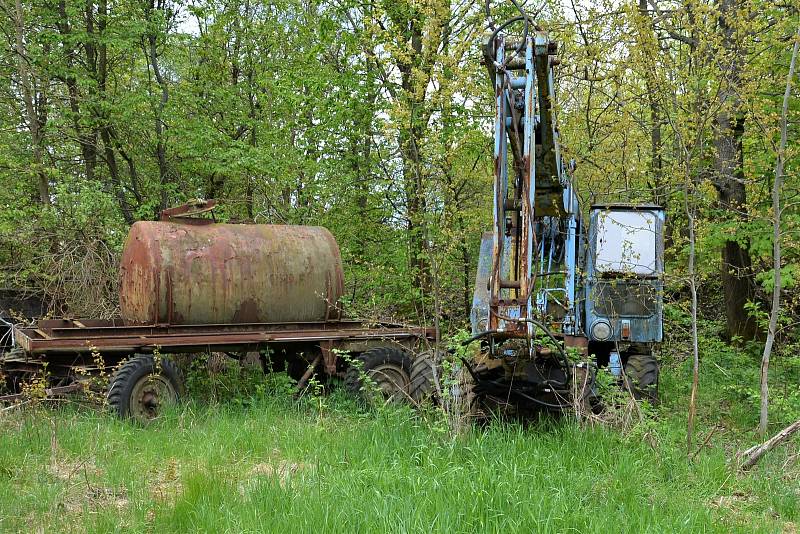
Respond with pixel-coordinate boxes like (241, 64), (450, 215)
(477, 24), (582, 339)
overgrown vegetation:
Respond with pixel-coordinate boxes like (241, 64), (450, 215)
(0, 312), (796, 532)
(0, 364), (796, 532)
(3, 0), (799, 328)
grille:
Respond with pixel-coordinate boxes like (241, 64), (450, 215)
(590, 281), (656, 317)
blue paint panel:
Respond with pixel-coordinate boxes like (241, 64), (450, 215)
(471, 232), (494, 335)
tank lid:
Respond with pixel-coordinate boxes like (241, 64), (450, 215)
(160, 199), (218, 225)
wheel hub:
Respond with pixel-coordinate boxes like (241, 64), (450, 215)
(129, 375), (176, 421)
(368, 364), (410, 402)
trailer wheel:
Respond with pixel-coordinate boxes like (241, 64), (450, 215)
(345, 347), (412, 403)
(409, 351), (440, 405)
(108, 355), (183, 422)
(623, 354), (659, 404)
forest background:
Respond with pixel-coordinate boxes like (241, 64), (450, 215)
(1, 0), (799, 430)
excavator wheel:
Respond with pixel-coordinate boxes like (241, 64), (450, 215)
(409, 351), (440, 405)
(345, 347), (412, 403)
(623, 353), (659, 404)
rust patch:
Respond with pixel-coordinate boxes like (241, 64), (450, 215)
(233, 299), (260, 323)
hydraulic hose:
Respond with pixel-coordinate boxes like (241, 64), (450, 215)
(459, 329), (499, 347)
(459, 356), (597, 410)
(484, 0), (545, 65)
(490, 311), (573, 376)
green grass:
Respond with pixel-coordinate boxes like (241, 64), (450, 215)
(0, 312), (798, 533)
(0, 387), (796, 533)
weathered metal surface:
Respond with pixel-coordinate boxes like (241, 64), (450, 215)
(119, 221), (344, 325)
(1, 289), (48, 350)
(471, 232), (493, 335)
(160, 199), (217, 222)
(320, 340), (336, 375)
(585, 206), (665, 344)
(485, 31), (576, 339)
(0, 382), (83, 402)
(13, 319), (433, 355)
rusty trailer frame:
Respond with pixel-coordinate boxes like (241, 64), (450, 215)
(14, 319), (432, 356)
(2, 319), (434, 403)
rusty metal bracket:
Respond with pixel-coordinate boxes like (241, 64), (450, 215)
(160, 199), (217, 223)
(320, 340), (337, 375)
(0, 382), (84, 403)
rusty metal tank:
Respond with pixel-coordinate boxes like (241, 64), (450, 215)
(119, 221), (344, 325)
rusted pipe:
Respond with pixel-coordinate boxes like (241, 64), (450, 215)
(296, 354), (322, 391)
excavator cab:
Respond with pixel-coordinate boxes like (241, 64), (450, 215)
(584, 204), (665, 346)
(581, 204), (664, 398)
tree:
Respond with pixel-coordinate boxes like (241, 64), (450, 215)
(710, 0), (758, 340)
(8, 0), (50, 205)
(758, 24), (800, 437)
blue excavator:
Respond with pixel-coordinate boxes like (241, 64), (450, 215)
(410, 3), (664, 413)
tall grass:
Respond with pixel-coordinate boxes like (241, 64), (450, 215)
(0, 386), (796, 533)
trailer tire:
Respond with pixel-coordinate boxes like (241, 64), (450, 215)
(409, 351), (439, 405)
(108, 355), (184, 422)
(623, 353), (659, 404)
(345, 347), (412, 403)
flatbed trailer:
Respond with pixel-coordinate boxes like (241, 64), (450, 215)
(2, 318), (433, 419)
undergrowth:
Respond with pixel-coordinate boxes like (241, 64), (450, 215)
(0, 390), (796, 533)
(0, 314), (797, 533)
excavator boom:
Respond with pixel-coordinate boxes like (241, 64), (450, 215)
(479, 30), (581, 337)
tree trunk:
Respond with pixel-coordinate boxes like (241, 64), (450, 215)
(740, 418), (800, 470)
(14, 0), (50, 205)
(685, 160), (699, 456)
(55, 0), (97, 184)
(402, 139), (430, 295)
(145, 0), (170, 212)
(97, 0), (134, 224)
(396, 17), (430, 297)
(758, 25), (799, 436)
(82, 0), (98, 183)
(245, 5), (257, 222)
(638, 0), (671, 250)
(461, 231), (471, 319)
(712, 0), (756, 340)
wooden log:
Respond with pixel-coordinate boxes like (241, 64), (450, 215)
(739, 418), (800, 470)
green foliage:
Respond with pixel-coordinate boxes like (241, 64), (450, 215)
(0, 0), (493, 325)
(3, 0), (797, 340)
(660, 300), (800, 432)
(1, 5), (799, 526)
(185, 354), (293, 407)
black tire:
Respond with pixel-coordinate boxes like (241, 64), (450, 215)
(108, 355), (184, 422)
(409, 351), (439, 404)
(345, 347), (412, 403)
(449, 365), (478, 425)
(623, 353), (659, 403)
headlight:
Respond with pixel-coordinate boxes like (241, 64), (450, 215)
(591, 320), (612, 341)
